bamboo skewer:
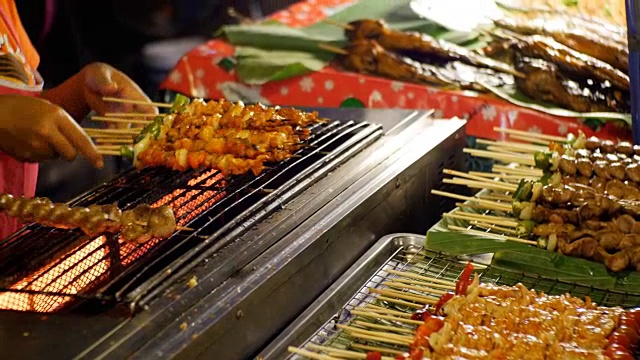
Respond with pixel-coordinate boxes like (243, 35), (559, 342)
(443, 169), (517, 191)
(376, 295), (424, 309)
(383, 281), (447, 295)
(307, 344), (396, 360)
(352, 321), (414, 334)
(472, 221), (518, 235)
(443, 178), (517, 192)
(463, 148), (536, 166)
(362, 304), (414, 317)
(102, 97), (172, 108)
(493, 127), (566, 143)
(443, 212), (518, 228)
(319, 43), (349, 55)
(448, 225), (537, 245)
(288, 347), (340, 360)
(84, 128), (140, 135)
(337, 324), (414, 343)
(350, 343), (404, 355)
(475, 138), (547, 152)
(492, 164), (542, 177)
(508, 134), (552, 145)
(91, 116), (152, 125)
(386, 270), (456, 287)
(350, 310), (423, 325)
(104, 112), (158, 118)
(323, 18), (354, 30)
(431, 190), (512, 212)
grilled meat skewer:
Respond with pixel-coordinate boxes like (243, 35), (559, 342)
(495, 17), (628, 71)
(0, 194), (177, 243)
(514, 56), (627, 113)
(345, 19), (520, 77)
(511, 35), (629, 91)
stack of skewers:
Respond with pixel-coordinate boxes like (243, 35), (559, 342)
(87, 94), (327, 176)
(432, 128), (640, 273)
(287, 261), (640, 359)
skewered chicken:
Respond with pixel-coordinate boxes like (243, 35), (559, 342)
(345, 19), (519, 76)
(0, 194), (177, 243)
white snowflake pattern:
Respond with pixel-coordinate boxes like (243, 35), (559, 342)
(193, 85), (209, 99)
(528, 126), (542, 134)
(317, 97), (324, 104)
(370, 90), (383, 103)
(398, 95), (406, 107)
(358, 77), (366, 84)
(280, 86), (289, 96)
(299, 77), (315, 92)
(427, 88), (438, 95)
(557, 123), (568, 135)
(407, 92), (415, 99)
(481, 105), (497, 121)
(324, 80), (334, 91)
(451, 95), (458, 103)
(507, 110), (519, 126)
(169, 71), (182, 84)
(434, 109), (444, 118)
(195, 68), (205, 78)
(390, 81), (404, 92)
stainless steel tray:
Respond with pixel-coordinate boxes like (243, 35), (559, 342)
(256, 233), (426, 359)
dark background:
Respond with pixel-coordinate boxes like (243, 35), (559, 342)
(14, 0), (300, 201)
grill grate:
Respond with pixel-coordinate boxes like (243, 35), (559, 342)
(289, 246), (640, 359)
(0, 120), (383, 313)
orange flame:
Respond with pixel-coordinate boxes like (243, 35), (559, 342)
(0, 170), (226, 312)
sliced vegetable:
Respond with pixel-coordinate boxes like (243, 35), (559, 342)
(119, 146), (134, 160)
(516, 220), (536, 236)
(514, 179), (533, 201)
(455, 263), (474, 295)
(170, 94), (191, 114)
(534, 151), (551, 170)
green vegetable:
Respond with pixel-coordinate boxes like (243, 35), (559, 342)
(134, 117), (163, 144)
(534, 151), (551, 170)
(514, 180), (533, 201)
(540, 172), (551, 185)
(119, 146), (134, 160)
(536, 237), (547, 249)
(566, 133), (576, 145)
(516, 220), (536, 236)
(512, 201), (524, 218)
(170, 94), (191, 114)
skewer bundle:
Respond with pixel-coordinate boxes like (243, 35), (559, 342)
(432, 128), (640, 273)
(288, 261), (640, 360)
(88, 95), (326, 176)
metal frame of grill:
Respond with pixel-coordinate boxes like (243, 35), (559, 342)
(0, 118), (383, 314)
(263, 233), (640, 360)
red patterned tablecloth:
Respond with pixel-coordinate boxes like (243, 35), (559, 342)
(159, 0), (631, 142)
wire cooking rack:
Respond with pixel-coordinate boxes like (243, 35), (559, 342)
(288, 245), (640, 359)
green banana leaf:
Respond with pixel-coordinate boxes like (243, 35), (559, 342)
(235, 47), (333, 85)
(478, 80), (632, 126)
(426, 206), (640, 293)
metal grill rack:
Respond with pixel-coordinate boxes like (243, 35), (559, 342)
(0, 119), (383, 314)
(288, 240), (640, 359)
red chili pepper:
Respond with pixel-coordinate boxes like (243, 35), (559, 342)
(434, 293), (454, 314)
(549, 142), (563, 154)
(394, 355), (407, 360)
(408, 347), (424, 360)
(411, 307), (431, 321)
(366, 351), (382, 360)
(455, 263), (475, 295)
(604, 344), (634, 360)
(415, 317), (445, 346)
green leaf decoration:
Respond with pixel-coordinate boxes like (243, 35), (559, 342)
(340, 97), (365, 108)
(217, 57), (236, 72)
(234, 46), (331, 84)
(477, 80), (632, 125)
(426, 200), (640, 293)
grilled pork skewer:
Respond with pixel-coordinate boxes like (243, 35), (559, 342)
(0, 194), (177, 243)
(344, 19), (521, 77)
(495, 17), (629, 71)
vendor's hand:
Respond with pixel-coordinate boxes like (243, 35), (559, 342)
(0, 95), (103, 168)
(82, 62), (158, 128)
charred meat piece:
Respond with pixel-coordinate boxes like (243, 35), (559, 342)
(342, 41), (455, 87)
(605, 251), (630, 272)
(512, 36), (629, 91)
(513, 56), (626, 113)
(575, 158), (593, 177)
(346, 19), (519, 76)
(626, 163), (640, 183)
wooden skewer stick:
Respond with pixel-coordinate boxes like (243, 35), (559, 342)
(340, 332), (411, 347)
(463, 148), (536, 166)
(455, 202), (492, 211)
(493, 127), (566, 143)
(443, 212), (518, 228)
(352, 320), (415, 334)
(361, 304), (413, 317)
(443, 169), (517, 190)
(376, 295), (424, 309)
(350, 343), (404, 356)
(475, 138), (546, 152)
(386, 277), (455, 292)
(91, 116), (152, 125)
(350, 310), (423, 325)
(431, 190), (512, 212)
(104, 112), (158, 118)
(318, 43), (349, 55)
(102, 97), (172, 108)
(97, 150), (121, 156)
(337, 324), (414, 343)
(478, 193), (512, 201)
(287, 347), (339, 360)
(323, 18), (354, 30)
(95, 138), (133, 145)
(84, 128), (141, 135)
(383, 281), (448, 295)
(508, 134), (551, 146)
(448, 210), (517, 224)
(448, 225), (537, 245)
(492, 164), (542, 177)
(307, 344), (396, 360)
(468, 171), (536, 182)
(443, 178), (517, 192)
(386, 270), (457, 286)
(177, 226), (194, 231)
(472, 221), (518, 235)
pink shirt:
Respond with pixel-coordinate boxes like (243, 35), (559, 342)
(0, 2), (43, 238)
